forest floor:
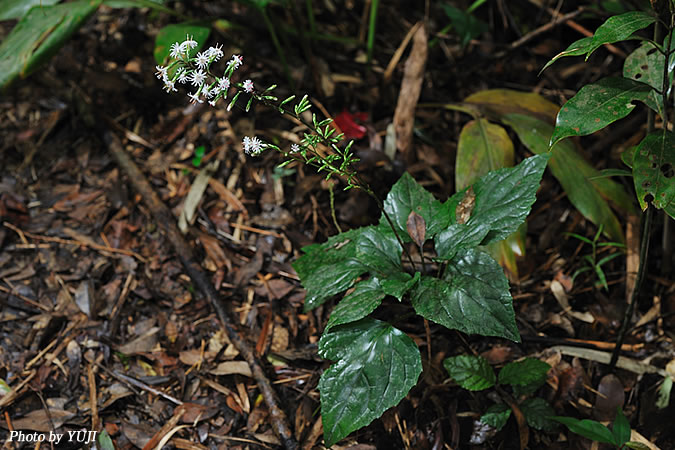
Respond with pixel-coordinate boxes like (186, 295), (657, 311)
(1, 1), (674, 449)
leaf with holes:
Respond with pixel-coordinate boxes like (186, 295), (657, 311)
(585, 11), (656, 59)
(318, 318), (422, 447)
(411, 249), (520, 341)
(551, 77), (653, 147)
(623, 34), (675, 115)
(444, 354), (496, 391)
(632, 130), (675, 216)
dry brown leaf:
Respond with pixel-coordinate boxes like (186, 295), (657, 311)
(210, 361), (253, 377)
(406, 211), (426, 247)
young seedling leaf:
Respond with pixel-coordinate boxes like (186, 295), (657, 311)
(382, 173), (453, 242)
(318, 318), (422, 447)
(612, 407), (631, 447)
(406, 211), (426, 247)
(325, 278), (386, 331)
(632, 130), (675, 212)
(551, 77), (653, 147)
(293, 228), (368, 311)
(444, 354), (496, 391)
(551, 416), (617, 445)
(585, 11), (656, 59)
(520, 398), (557, 431)
(480, 403), (512, 431)
(412, 249), (520, 341)
(498, 358), (550, 387)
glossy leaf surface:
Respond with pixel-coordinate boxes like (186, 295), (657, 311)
(444, 354), (496, 391)
(325, 278), (386, 331)
(480, 403), (512, 431)
(623, 36), (675, 114)
(412, 249), (519, 341)
(551, 77), (652, 147)
(552, 416), (617, 445)
(586, 12), (656, 58)
(319, 318), (422, 447)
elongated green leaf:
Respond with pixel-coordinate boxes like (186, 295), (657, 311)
(154, 22), (210, 64)
(325, 278), (386, 331)
(456, 119), (514, 195)
(382, 173), (453, 242)
(0, 0), (60, 20)
(318, 318), (422, 447)
(293, 228), (368, 311)
(441, 3), (488, 48)
(411, 249), (519, 341)
(503, 113), (631, 242)
(520, 398), (557, 431)
(480, 403), (512, 430)
(444, 354), (496, 391)
(498, 358), (550, 387)
(625, 442), (655, 450)
(0, 1), (101, 89)
(612, 408), (631, 447)
(105, 0), (173, 13)
(586, 12), (656, 59)
(551, 77), (653, 147)
(464, 88), (560, 121)
(551, 416), (617, 445)
(633, 130), (675, 213)
(541, 36), (594, 73)
(623, 35), (675, 115)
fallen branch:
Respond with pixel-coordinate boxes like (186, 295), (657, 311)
(103, 131), (298, 450)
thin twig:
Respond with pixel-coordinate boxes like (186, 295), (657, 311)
(103, 131), (298, 449)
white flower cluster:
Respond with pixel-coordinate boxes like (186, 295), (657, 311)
(155, 35), (254, 107)
(242, 136), (265, 156)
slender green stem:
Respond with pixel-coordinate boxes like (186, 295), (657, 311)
(305, 0), (317, 36)
(367, 0), (379, 65)
(259, 7), (294, 91)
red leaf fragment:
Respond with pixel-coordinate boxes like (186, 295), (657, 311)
(334, 109), (368, 140)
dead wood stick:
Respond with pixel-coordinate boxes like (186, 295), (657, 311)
(103, 131), (298, 450)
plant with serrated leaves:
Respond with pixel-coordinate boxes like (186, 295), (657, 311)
(552, 407), (649, 449)
(541, 1), (674, 371)
(293, 152), (550, 446)
(443, 355), (557, 436)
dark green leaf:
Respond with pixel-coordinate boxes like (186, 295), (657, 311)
(443, 354), (496, 391)
(355, 225), (403, 276)
(0, 0), (60, 21)
(520, 398), (557, 431)
(325, 278), (385, 331)
(540, 37), (594, 73)
(633, 130), (675, 212)
(551, 77), (653, 147)
(105, 0), (174, 14)
(585, 12), (656, 58)
(623, 35), (675, 114)
(441, 3), (488, 48)
(498, 358), (550, 387)
(589, 168), (633, 179)
(480, 403), (512, 430)
(318, 318), (422, 447)
(411, 249), (520, 341)
(551, 416), (616, 444)
(503, 113), (632, 242)
(154, 23), (210, 64)
(293, 228), (368, 311)
(0, 1), (101, 89)
(379, 271), (420, 301)
(612, 407), (631, 447)
(382, 173), (453, 242)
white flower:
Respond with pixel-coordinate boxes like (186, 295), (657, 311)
(188, 91), (203, 104)
(291, 143), (300, 153)
(209, 99), (218, 107)
(163, 79), (177, 92)
(217, 77), (230, 93)
(243, 136), (264, 155)
(195, 51), (209, 70)
(243, 79), (254, 93)
(230, 54), (243, 70)
(190, 69), (206, 87)
(170, 42), (182, 59)
(155, 65), (167, 79)
(202, 85), (213, 99)
(176, 67), (189, 84)
(207, 44), (223, 61)
(180, 34), (198, 53)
